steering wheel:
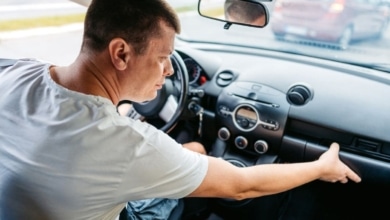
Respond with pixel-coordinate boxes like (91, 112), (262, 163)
(131, 50), (189, 133)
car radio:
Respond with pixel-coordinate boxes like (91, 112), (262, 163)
(215, 81), (290, 155)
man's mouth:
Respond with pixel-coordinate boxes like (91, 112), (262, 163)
(156, 80), (165, 89)
(156, 84), (163, 89)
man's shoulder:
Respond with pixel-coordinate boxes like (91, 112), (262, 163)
(0, 58), (50, 71)
(0, 58), (18, 68)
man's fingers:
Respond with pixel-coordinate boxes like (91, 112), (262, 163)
(347, 168), (362, 183)
(340, 178), (348, 184)
(329, 142), (340, 152)
(330, 142), (362, 183)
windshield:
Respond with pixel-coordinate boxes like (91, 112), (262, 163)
(0, 0), (389, 72)
(175, 0), (390, 72)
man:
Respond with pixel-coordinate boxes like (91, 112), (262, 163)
(0, 0), (361, 220)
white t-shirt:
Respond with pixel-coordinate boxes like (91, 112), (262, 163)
(0, 59), (208, 220)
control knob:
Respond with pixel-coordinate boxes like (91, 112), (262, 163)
(254, 140), (268, 154)
(218, 127), (230, 141)
(235, 136), (248, 150)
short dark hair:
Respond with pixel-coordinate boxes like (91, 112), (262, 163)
(225, 0), (265, 23)
(82, 0), (180, 55)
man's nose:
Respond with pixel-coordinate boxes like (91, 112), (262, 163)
(164, 59), (174, 77)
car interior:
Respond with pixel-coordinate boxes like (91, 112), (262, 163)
(118, 1), (390, 219)
(162, 44), (390, 220)
(4, 0), (389, 219)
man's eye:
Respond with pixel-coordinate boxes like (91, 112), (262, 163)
(160, 57), (169, 62)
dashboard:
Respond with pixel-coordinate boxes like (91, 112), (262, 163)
(175, 43), (390, 185)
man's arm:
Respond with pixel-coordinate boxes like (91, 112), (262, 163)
(183, 142), (206, 155)
(187, 142), (361, 200)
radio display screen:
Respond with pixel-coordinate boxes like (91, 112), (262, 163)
(237, 108), (257, 120)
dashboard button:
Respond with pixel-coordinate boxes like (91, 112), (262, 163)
(218, 127), (231, 141)
(254, 140), (268, 154)
(235, 136), (248, 149)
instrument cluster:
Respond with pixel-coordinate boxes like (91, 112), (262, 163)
(183, 57), (208, 86)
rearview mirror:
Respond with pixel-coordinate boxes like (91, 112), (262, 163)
(198, 0), (269, 29)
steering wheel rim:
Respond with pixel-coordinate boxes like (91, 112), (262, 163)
(132, 50), (189, 133)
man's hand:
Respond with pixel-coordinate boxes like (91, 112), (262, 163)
(318, 142), (361, 184)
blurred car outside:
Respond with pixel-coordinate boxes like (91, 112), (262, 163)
(270, 0), (390, 49)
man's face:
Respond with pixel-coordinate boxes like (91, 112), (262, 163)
(123, 22), (176, 102)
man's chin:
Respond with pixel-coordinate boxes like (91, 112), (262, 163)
(132, 92), (158, 103)
(145, 94), (158, 102)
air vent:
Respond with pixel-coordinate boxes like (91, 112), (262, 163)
(287, 84), (312, 106)
(216, 71), (234, 87)
(356, 138), (380, 152)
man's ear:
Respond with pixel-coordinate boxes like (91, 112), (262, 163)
(109, 38), (131, 71)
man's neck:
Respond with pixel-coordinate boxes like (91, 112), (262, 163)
(49, 53), (120, 105)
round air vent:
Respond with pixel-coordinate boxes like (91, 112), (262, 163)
(216, 71), (234, 87)
(287, 84), (313, 106)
